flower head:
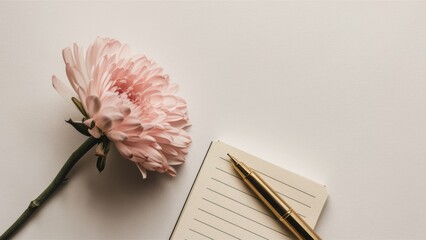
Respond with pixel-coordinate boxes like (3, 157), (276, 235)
(52, 37), (191, 178)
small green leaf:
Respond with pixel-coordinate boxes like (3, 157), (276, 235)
(71, 97), (89, 118)
(95, 137), (110, 173)
(102, 137), (111, 153)
(96, 155), (106, 173)
(65, 119), (91, 136)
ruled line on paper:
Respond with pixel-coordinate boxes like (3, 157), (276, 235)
(219, 157), (231, 163)
(273, 190), (312, 209)
(189, 229), (214, 240)
(211, 177), (256, 198)
(206, 183), (307, 219)
(214, 160), (312, 211)
(194, 218), (241, 240)
(199, 208), (270, 240)
(216, 167), (240, 179)
(202, 197), (290, 237)
(255, 169), (316, 199)
(206, 187), (273, 218)
(212, 174), (311, 210)
(219, 156), (316, 198)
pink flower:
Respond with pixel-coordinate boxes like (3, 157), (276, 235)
(52, 37), (191, 178)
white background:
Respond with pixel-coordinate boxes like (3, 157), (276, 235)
(1, 2), (426, 239)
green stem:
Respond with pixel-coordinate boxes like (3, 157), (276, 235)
(1, 136), (99, 240)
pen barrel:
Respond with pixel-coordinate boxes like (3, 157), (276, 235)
(281, 210), (321, 240)
(244, 172), (321, 240)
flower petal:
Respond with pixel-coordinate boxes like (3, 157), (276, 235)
(86, 95), (101, 115)
(88, 127), (102, 138)
(115, 141), (133, 159)
(166, 166), (177, 177)
(52, 75), (75, 103)
(136, 163), (147, 179)
(62, 47), (75, 66)
(107, 130), (128, 141)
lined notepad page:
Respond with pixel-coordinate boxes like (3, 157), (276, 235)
(170, 141), (328, 240)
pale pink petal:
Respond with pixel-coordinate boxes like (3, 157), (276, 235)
(107, 130), (128, 141)
(162, 95), (178, 108)
(142, 161), (162, 170)
(62, 48), (75, 66)
(139, 135), (156, 142)
(169, 133), (191, 148)
(139, 145), (164, 163)
(161, 145), (178, 156)
(95, 115), (112, 132)
(136, 163), (147, 179)
(115, 141), (133, 159)
(85, 95), (101, 115)
(52, 75), (76, 103)
(167, 159), (185, 165)
(119, 105), (131, 116)
(166, 166), (177, 177)
(88, 127), (102, 138)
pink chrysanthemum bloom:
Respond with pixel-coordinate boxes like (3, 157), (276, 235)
(52, 37), (191, 178)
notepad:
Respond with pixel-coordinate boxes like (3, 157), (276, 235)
(170, 141), (328, 240)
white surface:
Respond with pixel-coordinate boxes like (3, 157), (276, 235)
(1, 2), (426, 239)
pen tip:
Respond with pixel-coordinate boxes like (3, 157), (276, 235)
(227, 153), (238, 165)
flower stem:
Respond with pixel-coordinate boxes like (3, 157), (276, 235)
(0, 136), (99, 240)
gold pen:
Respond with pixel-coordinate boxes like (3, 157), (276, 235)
(227, 154), (321, 240)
